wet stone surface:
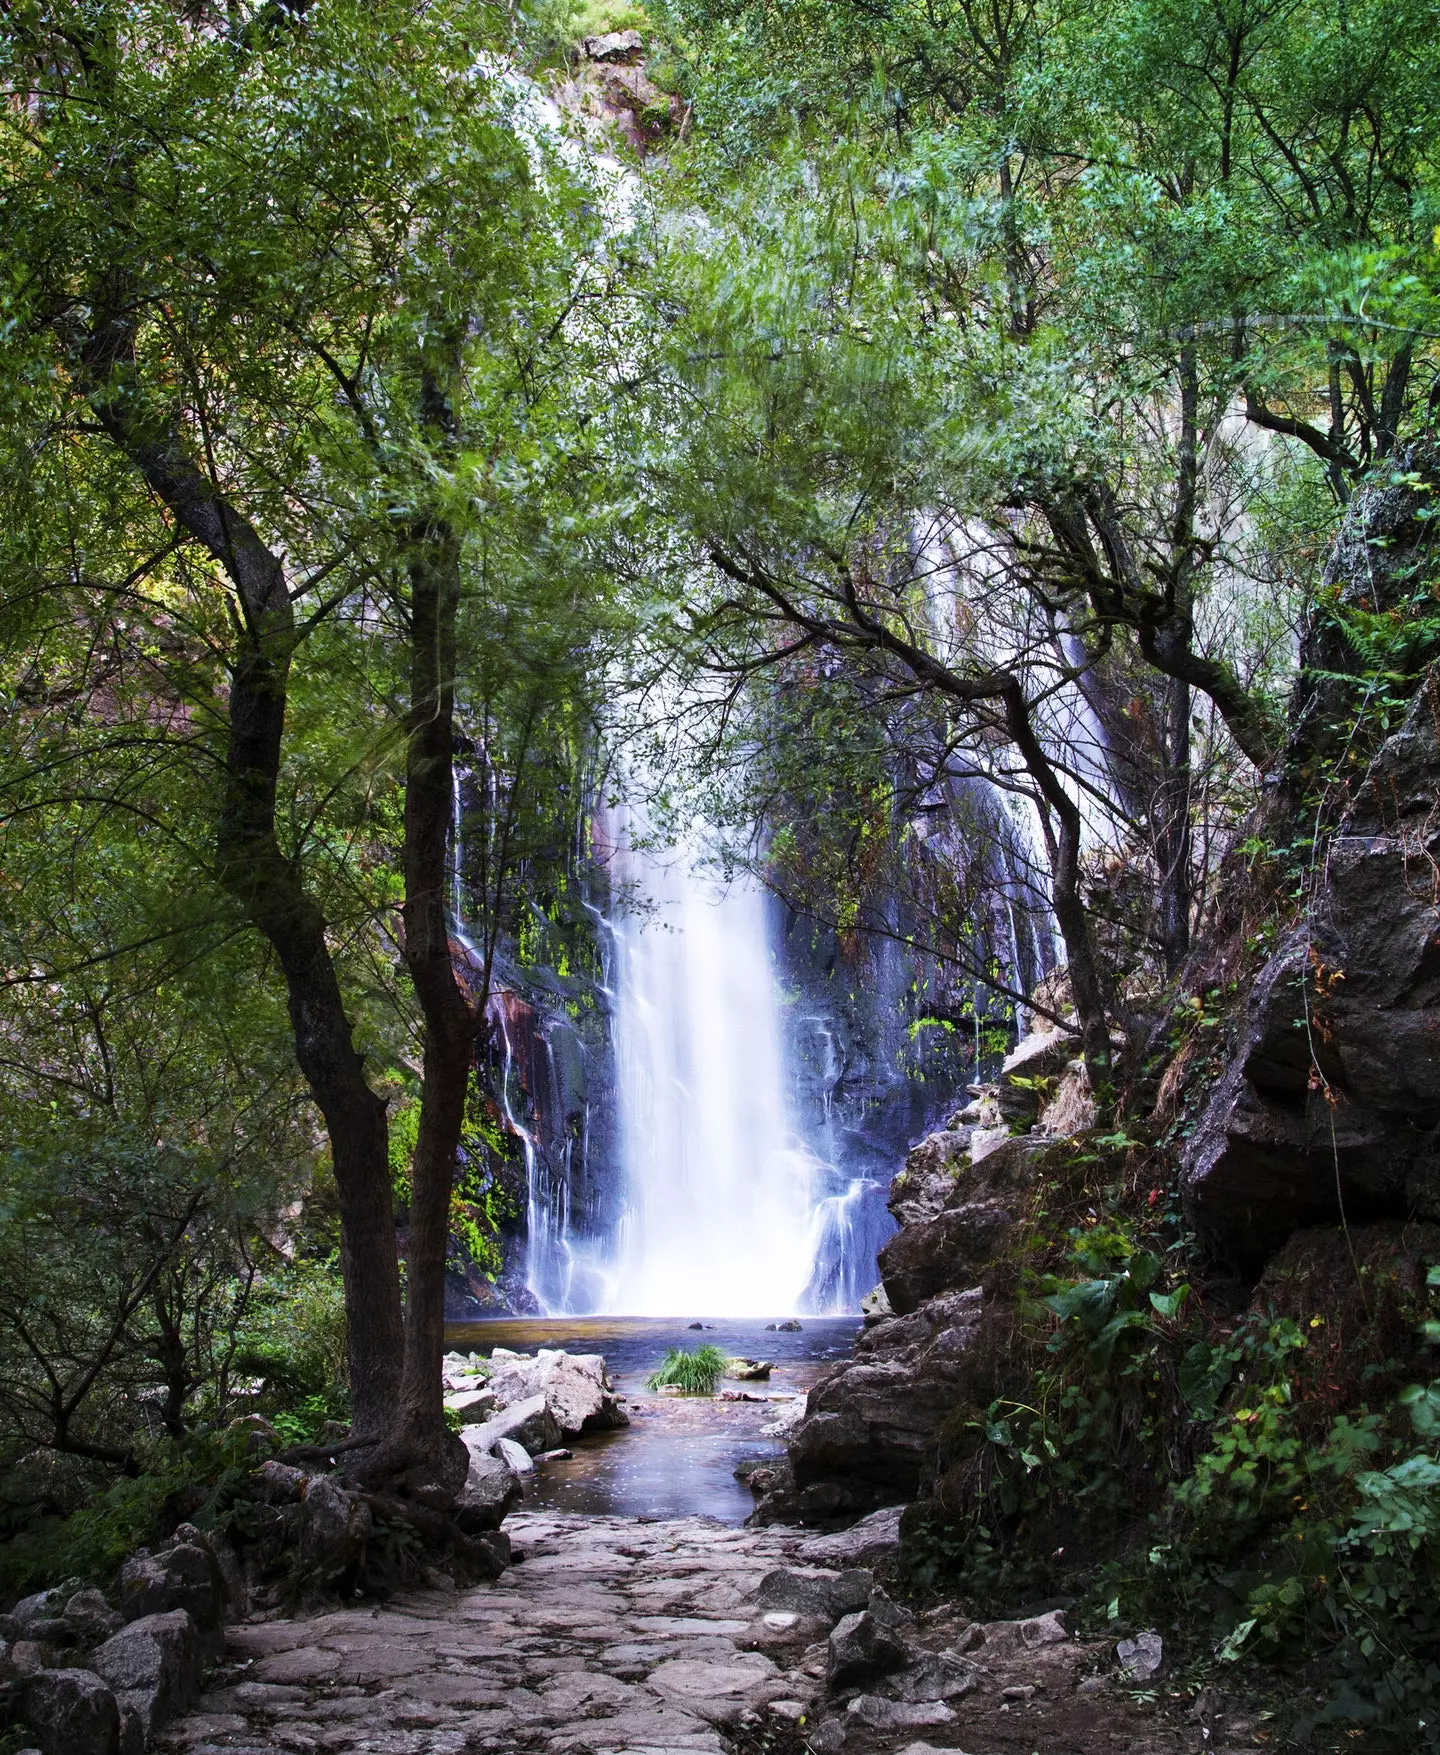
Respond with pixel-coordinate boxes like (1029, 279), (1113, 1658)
(153, 1510), (1258, 1755)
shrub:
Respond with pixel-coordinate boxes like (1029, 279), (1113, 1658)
(645, 1345), (727, 1394)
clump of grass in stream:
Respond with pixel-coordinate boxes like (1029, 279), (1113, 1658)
(645, 1344), (728, 1394)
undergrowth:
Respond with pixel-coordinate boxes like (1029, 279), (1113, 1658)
(645, 1344), (727, 1393)
(901, 1134), (1440, 1750)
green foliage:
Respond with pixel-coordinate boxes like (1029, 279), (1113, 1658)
(903, 1147), (1440, 1745)
(645, 1345), (728, 1393)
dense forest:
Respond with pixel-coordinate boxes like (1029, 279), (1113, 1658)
(2, 0), (1439, 1749)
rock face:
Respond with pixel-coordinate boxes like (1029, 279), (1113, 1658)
(754, 1127), (1047, 1523)
(1181, 677), (1440, 1256)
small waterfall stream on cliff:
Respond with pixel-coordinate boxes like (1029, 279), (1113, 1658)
(602, 820), (822, 1317)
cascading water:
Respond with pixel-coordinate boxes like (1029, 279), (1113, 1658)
(601, 816), (823, 1317)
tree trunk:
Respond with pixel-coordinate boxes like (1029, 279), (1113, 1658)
(1154, 672), (1193, 974)
(83, 351), (405, 1440)
(392, 515), (477, 1487)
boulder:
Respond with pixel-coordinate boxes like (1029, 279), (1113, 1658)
(60, 1591), (123, 1644)
(826, 1609), (909, 1687)
(297, 1476), (372, 1576)
(24, 1667), (119, 1755)
(754, 1567), (872, 1623)
(10, 1584), (83, 1629)
(846, 1695), (954, 1729)
(493, 1435), (535, 1475)
(90, 1609), (201, 1735)
(798, 1506), (904, 1569)
(484, 1349), (628, 1438)
(887, 1651), (982, 1703)
(1117, 1630), (1164, 1680)
(878, 1135), (1042, 1315)
(726, 1359), (773, 1381)
(119, 1543), (218, 1631)
(467, 1529), (511, 1580)
(221, 1413), (280, 1456)
(443, 1387), (498, 1422)
(457, 1450), (522, 1532)
(253, 1459), (308, 1503)
(461, 1392), (563, 1457)
(860, 1283), (892, 1322)
(582, 27), (643, 60)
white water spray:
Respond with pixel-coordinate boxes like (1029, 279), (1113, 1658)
(602, 819), (820, 1317)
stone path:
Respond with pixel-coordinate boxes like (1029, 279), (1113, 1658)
(155, 1511), (1260, 1755)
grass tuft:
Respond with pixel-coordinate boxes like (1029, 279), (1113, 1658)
(645, 1344), (727, 1395)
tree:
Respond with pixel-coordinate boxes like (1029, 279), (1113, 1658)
(0, 0), (616, 1488)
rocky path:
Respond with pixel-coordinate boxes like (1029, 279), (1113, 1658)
(154, 1510), (1263, 1755)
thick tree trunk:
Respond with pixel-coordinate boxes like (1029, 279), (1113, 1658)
(83, 348), (405, 1440)
(393, 517), (477, 1484)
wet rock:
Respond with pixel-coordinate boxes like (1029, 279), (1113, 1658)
(24, 1667), (119, 1755)
(825, 1609), (908, 1686)
(119, 1543), (218, 1631)
(755, 1567), (872, 1623)
(90, 1608), (202, 1735)
(727, 1359), (774, 1380)
(776, 1319), (803, 1332)
(1116, 1630), (1164, 1680)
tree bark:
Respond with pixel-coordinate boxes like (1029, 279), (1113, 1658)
(83, 340), (405, 1440)
(393, 512), (477, 1483)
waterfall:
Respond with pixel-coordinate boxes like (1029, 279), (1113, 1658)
(602, 817), (822, 1317)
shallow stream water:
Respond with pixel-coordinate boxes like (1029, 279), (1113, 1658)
(445, 1315), (860, 1524)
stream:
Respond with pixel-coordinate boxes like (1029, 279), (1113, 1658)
(445, 1315), (860, 1524)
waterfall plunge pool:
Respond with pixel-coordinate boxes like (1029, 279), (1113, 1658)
(445, 1314), (860, 1524)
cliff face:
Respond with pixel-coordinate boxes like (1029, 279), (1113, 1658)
(751, 1054), (1072, 1525)
(1177, 448), (1440, 1260)
(1179, 680), (1440, 1257)
(757, 454), (1440, 1528)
